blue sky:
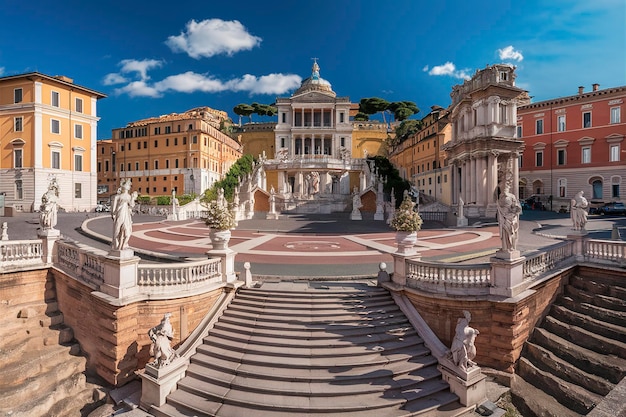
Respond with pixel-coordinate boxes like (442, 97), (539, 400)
(1, 0), (624, 139)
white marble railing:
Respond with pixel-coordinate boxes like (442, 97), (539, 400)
(0, 240), (44, 269)
(584, 239), (626, 264)
(56, 241), (106, 287)
(137, 258), (222, 287)
(406, 259), (491, 294)
(523, 241), (575, 279)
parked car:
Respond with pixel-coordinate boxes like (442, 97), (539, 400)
(599, 202), (626, 216)
(95, 202), (110, 212)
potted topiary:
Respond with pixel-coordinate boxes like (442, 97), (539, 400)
(204, 200), (236, 250)
(390, 194), (423, 254)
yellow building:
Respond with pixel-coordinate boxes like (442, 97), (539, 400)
(389, 106), (453, 205)
(101, 107), (242, 200)
(0, 72), (106, 213)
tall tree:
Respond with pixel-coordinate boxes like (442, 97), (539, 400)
(387, 101), (420, 121)
(233, 103), (254, 126)
(359, 97), (390, 125)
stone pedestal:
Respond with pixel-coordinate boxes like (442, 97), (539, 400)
(100, 253), (141, 299)
(350, 210), (362, 221)
(395, 231), (418, 255)
(490, 255), (526, 297)
(266, 211), (279, 220)
(38, 228), (60, 264)
(439, 365), (487, 407)
(456, 216), (468, 227)
(207, 248), (237, 283)
(140, 357), (188, 409)
(567, 232), (588, 261)
(374, 204), (385, 221)
(391, 252), (421, 286)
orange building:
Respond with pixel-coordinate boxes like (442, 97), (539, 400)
(389, 106), (453, 205)
(0, 72), (106, 213)
(517, 84), (626, 210)
(99, 107), (242, 201)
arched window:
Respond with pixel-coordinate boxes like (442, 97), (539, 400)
(591, 179), (603, 200)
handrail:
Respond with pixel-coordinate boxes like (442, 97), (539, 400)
(523, 241), (574, 279)
(584, 239), (626, 264)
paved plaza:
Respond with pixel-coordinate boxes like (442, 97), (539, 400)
(3, 210), (624, 278)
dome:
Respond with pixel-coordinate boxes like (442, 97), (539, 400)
(293, 59), (335, 97)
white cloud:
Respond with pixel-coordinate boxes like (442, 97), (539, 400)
(227, 73), (302, 95)
(102, 73), (128, 86)
(425, 62), (471, 80)
(0, 67), (4, 76)
(119, 59), (164, 80)
(498, 45), (524, 62)
(422, 65), (429, 72)
(114, 81), (161, 98)
(154, 72), (227, 93)
(166, 19), (262, 59)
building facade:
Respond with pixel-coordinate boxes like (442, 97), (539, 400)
(389, 106), (453, 206)
(517, 84), (626, 211)
(0, 72), (105, 212)
(100, 107), (242, 201)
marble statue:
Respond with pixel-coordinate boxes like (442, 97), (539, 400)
(310, 171), (320, 195)
(171, 190), (179, 220)
(217, 187), (226, 208)
(40, 178), (60, 230)
(111, 178), (138, 251)
(497, 185), (522, 252)
(450, 310), (479, 371)
(149, 313), (177, 368)
(571, 191), (588, 231)
(458, 196), (465, 219)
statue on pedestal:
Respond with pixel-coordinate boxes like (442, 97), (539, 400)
(111, 179), (138, 251)
(497, 176), (521, 252)
(40, 178), (60, 230)
(571, 191), (588, 231)
(450, 310), (479, 371)
(149, 313), (178, 368)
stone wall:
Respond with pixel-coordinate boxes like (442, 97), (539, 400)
(404, 267), (573, 372)
(51, 269), (225, 386)
(0, 268), (51, 307)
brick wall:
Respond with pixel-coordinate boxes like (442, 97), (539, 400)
(51, 269), (224, 386)
(405, 268), (573, 372)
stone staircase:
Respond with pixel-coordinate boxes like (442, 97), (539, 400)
(151, 281), (466, 417)
(512, 271), (626, 416)
(0, 297), (106, 416)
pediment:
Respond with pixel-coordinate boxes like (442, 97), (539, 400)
(290, 91), (337, 103)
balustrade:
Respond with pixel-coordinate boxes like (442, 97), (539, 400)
(0, 240), (43, 263)
(523, 241), (574, 279)
(138, 259), (221, 287)
(406, 259), (491, 290)
(585, 239), (626, 263)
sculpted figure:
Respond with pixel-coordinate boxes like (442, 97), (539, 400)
(217, 187), (226, 209)
(149, 313), (177, 368)
(171, 190), (179, 220)
(111, 179), (138, 251)
(458, 196), (465, 219)
(497, 185), (522, 252)
(40, 179), (60, 230)
(571, 191), (588, 231)
(450, 310), (479, 371)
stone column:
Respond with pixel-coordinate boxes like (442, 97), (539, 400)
(470, 156), (476, 204)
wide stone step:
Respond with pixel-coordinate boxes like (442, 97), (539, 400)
(225, 302), (402, 319)
(235, 290), (393, 305)
(189, 351), (438, 383)
(511, 374), (581, 417)
(239, 286), (389, 298)
(524, 341), (614, 396)
(196, 339), (431, 370)
(0, 310), (64, 351)
(531, 327), (626, 384)
(230, 297), (398, 313)
(542, 315), (626, 359)
(558, 294), (626, 328)
(517, 356), (602, 415)
(565, 284), (626, 312)
(213, 316), (412, 340)
(208, 323), (417, 348)
(551, 302), (626, 342)
(219, 308), (407, 328)
(569, 274), (626, 299)
(0, 342), (82, 388)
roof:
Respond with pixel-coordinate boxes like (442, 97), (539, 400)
(0, 71), (107, 98)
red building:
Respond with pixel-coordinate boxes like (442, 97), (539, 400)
(517, 84), (625, 211)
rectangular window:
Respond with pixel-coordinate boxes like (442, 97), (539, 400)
(536, 119), (543, 134)
(612, 184), (620, 198)
(183, 137), (187, 145)
(611, 107), (621, 124)
(516, 125), (522, 138)
(518, 154), (523, 168)
(339, 112), (345, 123)
(154, 127), (161, 135)
(154, 140), (158, 148)
(166, 138), (169, 146)
(499, 104), (507, 124)
(128, 142), (131, 150)
(98, 162), (102, 172)
(154, 160), (159, 169)
(14, 149), (23, 168)
(14, 117), (23, 132)
(105, 160), (109, 172)
(583, 112), (592, 128)
(340, 137), (345, 147)
(120, 163), (124, 172)
(51, 151), (60, 171)
(192, 135), (198, 144)
(165, 126), (171, 134)
(557, 115), (566, 132)
(51, 91), (60, 107)
(75, 124), (83, 139)
(51, 119), (60, 134)
(135, 162), (139, 170)
(610, 144), (620, 162)
(143, 141), (147, 149)
(557, 149), (566, 165)
(144, 161), (148, 170)
(582, 147), (591, 164)
(281, 113), (286, 123)
(175, 159), (179, 168)
(174, 138), (178, 146)
(75, 98), (83, 113)
(75, 183), (82, 199)
(14, 88), (23, 103)
(15, 180), (23, 200)
(127, 163), (131, 171)
(535, 151), (543, 167)
(74, 154), (83, 171)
